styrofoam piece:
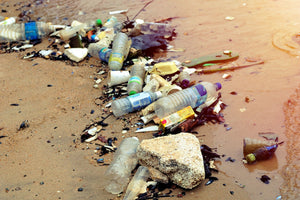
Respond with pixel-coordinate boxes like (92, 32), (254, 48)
(64, 48), (88, 62)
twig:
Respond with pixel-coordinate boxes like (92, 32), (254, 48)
(196, 60), (264, 74)
(132, 0), (154, 21)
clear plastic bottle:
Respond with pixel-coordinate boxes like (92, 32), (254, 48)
(127, 63), (145, 95)
(59, 19), (102, 41)
(123, 166), (150, 200)
(102, 16), (122, 32)
(139, 22), (175, 37)
(178, 71), (190, 88)
(0, 17), (16, 25)
(87, 28), (115, 59)
(154, 84), (207, 119)
(104, 137), (140, 194)
(108, 32), (131, 71)
(88, 44), (112, 62)
(0, 21), (56, 42)
(111, 91), (162, 117)
(195, 82), (222, 112)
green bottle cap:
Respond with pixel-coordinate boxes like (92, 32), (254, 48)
(129, 91), (137, 95)
(246, 153), (256, 163)
(96, 19), (102, 26)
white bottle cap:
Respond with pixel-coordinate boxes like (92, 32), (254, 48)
(155, 91), (163, 98)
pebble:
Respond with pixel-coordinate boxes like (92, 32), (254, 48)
(77, 187), (83, 192)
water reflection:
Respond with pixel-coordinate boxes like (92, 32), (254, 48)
(244, 155), (279, 173)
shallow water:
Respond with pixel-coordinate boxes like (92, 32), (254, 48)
(2, 0), (300, 199)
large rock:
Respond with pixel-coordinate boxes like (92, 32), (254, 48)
(136, 133), (205, 189)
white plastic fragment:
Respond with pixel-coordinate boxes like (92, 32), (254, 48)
(85, 134), (98, 142)
(109, 9), (128, 15)
(12, 44), (33, 51)
(222, 73), (232, 79)
(225, 16), (235, 21)
(64, 48), (88, 62)
(213, 100), (223, 114)
(135, 125), (159, 133)
(39, 49), (53, 57)
(141, 113), (157, 124)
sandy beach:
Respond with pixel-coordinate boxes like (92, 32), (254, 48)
(0, 0), (300, 199)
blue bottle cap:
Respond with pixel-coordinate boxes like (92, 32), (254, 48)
(194, 84), (207, 96)
(25, 22), (39, 40)
(215, 82), (222, 91)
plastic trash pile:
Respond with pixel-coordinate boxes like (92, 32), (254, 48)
(0, 13), (274, 200)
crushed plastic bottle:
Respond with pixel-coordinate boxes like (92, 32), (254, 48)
(123, 166), (150, 200)
(59, 19), (102, 41)
(0, 21), (56, 42)
(104, 137), (140, 194)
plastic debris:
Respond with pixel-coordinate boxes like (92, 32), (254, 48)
(64, 48), (88, 62)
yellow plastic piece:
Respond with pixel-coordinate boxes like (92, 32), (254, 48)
(150, 62), (179, 76)
(160, 106), (195, 131)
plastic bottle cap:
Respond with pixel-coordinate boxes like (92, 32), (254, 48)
(194, 84), (207, 96)
(129, 91), (137, 95)
(215, 82), (222, 91)
(246, 153), (256, 163)
(96, 19), (102, 26)
(155, 91), (163, 98)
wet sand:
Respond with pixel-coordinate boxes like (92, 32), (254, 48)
(0, 0), (300, 199)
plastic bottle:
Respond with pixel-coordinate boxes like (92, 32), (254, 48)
(154, 84), (207, 119)
(123, 166), (150, 200)
(88, 44), (112, 62)
(0, 17), (16, 25)
(0, 21), (56, 42)
(108, 32), (131, 71)
(195, 82), (222, 113)
(245, 144), (278, 164)
(111, 91), (162, 117)
(104, 137), (140, 194)
(59, 19), (102, 41)
(87, 28), (115, 60)
(127, 63), (145, 95)
(178, 71), (190, 89)
(139, 22), (175, 37)
(102, 16), (122, 32)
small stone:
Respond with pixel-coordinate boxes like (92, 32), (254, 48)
(40, 181), (44, 185)
(230, 191), (234, 195)
(77, 187), (83, 192)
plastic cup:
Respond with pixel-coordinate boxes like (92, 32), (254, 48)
(107, 70), (130, 87)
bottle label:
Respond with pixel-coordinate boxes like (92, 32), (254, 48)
(128, 76), (142, 85)
(109, 52), (124, 64)
(128, 92), (152, 110)
(99, 47), (112, 62)
(192, 87), (207, 107)
(25, 22), (39, 40)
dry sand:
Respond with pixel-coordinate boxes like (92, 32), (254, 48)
(0, 0), (300, 199)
